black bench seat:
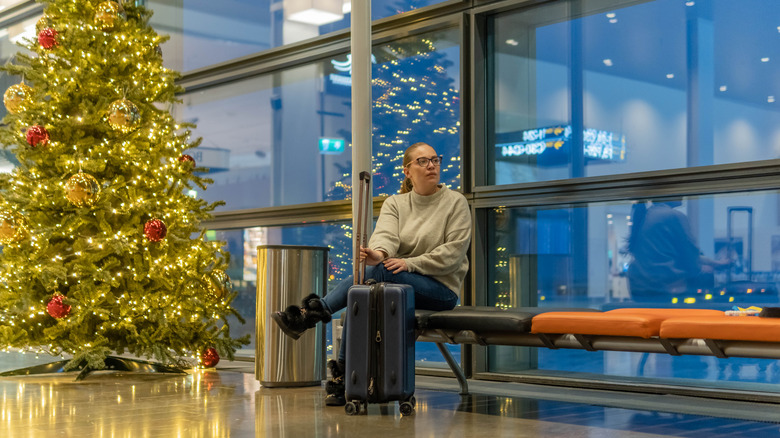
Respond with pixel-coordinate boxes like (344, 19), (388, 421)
(413, 307), (601, 393)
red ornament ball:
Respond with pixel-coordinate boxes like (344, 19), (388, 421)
(38, 28), (59, 50)
(26, 125), (49, 148)
(143, 218), (167, 242)
(201, 347), (219, 368)
(179, 154), (196, 166)
(47, 294), (71, 319)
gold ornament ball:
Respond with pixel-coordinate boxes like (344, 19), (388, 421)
(66, 173), (101, 207)
(0, 210), (28, 245)
(3, 83), (33, 114)
(106, 98), (141, 133)
(203, 270), (231, 300)
(95, 1), (124, 31)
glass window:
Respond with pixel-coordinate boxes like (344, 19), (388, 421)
(179, 28), (460, 210)
(178, 60), (352, 211)
(0, 15), (38, 104)
(487, 0), (780, 185)
(485, 190), (780, 388)
(148, 0), (452, 72)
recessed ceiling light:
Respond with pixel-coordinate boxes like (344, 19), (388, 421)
(666, 73), (674, 79)
(769, 96), (776, 103)
(603, 59), (613, 66)
(506, 39), (519, 46)
(761, 57), (770, 62)
(609, 18), (618, 24)
(719, 85), (727, 92)
(685, 1), (695, 6)
(606, 13), (616, 18)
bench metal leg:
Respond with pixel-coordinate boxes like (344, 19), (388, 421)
(436, 342), (469, 395)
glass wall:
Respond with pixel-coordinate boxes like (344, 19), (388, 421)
(149, 0), (454, 72)
(180, 28), (460, 211)
(487, 0), (780, 185)
(486, 189), (780, 385)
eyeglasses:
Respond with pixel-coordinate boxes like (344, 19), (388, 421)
(406, 155), (443, 167)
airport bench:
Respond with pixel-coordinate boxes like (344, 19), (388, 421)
(414, 307), (780, 394)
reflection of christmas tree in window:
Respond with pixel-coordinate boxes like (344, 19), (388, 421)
(325, 34), (461, 283)
(372, 35), (461, 196)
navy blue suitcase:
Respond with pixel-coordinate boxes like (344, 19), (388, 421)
(344, 282), (416, 415)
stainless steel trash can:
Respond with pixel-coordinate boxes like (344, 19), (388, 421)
(256, 245), (329, 387)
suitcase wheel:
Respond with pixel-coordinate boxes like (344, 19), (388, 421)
(345, 401), (358, 415)
(399, 401), (415, 416)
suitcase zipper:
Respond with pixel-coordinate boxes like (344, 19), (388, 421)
(368, 285), (379, 401)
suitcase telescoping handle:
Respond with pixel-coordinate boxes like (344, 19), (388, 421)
(354, 171), (372, 285)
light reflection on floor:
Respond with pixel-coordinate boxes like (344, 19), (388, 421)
(0, 352), (779, 437)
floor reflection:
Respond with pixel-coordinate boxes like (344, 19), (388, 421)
(0, 369), (257, 438)
(0, 353), (778, 438)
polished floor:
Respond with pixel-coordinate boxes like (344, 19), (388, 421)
(1, 352), (779, 437)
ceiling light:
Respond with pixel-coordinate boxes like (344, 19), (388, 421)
(666, 73), (674, 79)
(719, 85), (727, 92)
(606, 13), (616, 18)
(609, 18), (618, 24)
(769, 96), (776, 103)
(506, 39), (519, 46)
(285, 0), (343, 25)
(685, 1), (695, 6)
(603, 59), (613, 66)
(761, 57), (770, 62)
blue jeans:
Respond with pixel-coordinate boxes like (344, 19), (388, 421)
(321, 264), (459, 363)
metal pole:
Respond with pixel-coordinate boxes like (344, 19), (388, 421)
(351, 0), (372, 261)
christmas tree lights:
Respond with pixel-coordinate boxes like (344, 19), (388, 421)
(0, 0), (248, 370)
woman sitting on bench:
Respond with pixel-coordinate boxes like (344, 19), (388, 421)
(271, 142), (472, 406)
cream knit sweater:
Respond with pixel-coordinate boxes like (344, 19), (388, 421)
(368, 185), (471, 295)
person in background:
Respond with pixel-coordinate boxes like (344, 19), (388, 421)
(626, 198), (730, 303)
(271, 142), (472, 406)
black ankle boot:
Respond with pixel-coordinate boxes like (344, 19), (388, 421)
(271, 294), (331, 340)
(324, 359), (346, 406)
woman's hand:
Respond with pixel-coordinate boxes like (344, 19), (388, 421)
(360, 246), (385, 266)
(383, 258), (408, 274)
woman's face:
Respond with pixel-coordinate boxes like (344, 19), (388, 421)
(403, 144), (440, 194)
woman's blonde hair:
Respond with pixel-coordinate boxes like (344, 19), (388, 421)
(400, 142), (430, 194)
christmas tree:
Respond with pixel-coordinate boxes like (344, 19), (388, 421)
(0, 0), (248, 372)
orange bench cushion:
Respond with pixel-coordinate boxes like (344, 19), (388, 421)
(531, 309), (725, 339)
(660, 316), (780, 342)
